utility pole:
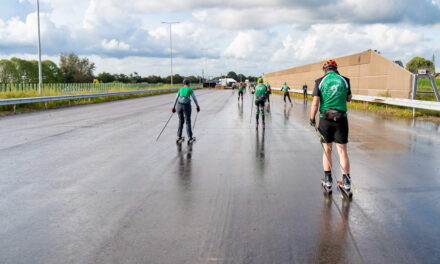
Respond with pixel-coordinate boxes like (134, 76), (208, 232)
(162, 21), (180, 86)
(37, 0), (43, 94)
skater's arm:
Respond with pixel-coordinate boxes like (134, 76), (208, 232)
(310, 80), (321, 120)
(345, 77), (352, 102)
(173, 93), (179, 108)
(190, 92), (200, 108)
(310, 96), (320, 120)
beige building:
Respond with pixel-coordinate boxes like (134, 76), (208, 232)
(264, 50), (414, 99)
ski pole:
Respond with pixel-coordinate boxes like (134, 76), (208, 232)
(250, 93), (255, 124)
(193, 111), (199, 130)
(156, 112), (174, 142)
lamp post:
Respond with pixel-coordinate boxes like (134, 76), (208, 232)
(201, 48), (208, 82)
(162, 21), (180, 86)
(37, 0), (43, 94)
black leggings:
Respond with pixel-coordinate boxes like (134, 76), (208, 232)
(255, 100), (265, 124)
(177, 103), (192, 138)
(284, 92), (291, 103)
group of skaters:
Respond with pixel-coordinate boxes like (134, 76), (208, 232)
(169, 59), (352, 194)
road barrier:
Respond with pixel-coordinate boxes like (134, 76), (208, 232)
(273, 87), (440, 111)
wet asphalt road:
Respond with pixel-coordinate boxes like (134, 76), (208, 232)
(0, 90), (439, 264)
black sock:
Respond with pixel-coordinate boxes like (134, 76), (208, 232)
(324, 171), (332, 180)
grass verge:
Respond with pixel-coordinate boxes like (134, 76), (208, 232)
(273, 90), (440, 123)
(0, 89), (177, 117)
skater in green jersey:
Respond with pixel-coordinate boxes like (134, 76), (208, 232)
(172, 79), (200, 142)
(310, 60), (352, 193)
(281, 82), (292, 104)
(252, 78), (268, 129)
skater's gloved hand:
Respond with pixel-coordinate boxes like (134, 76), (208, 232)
(196, 106), (200, 112)
(309, 118), (316, 127)
(172, 107), (176, 113)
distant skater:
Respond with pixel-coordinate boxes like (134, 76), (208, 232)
(303, 83), (308, 104)
(281, 82), (292, 104)
(249, 82), (255, 92)
(172, 79), (200, 142)
(265, 82), (272, 104)
(252, 78), (268, 129)
(238, 83), (244, 101)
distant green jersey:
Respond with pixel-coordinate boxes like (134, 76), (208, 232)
(255, 84), (267, 97)
(281, 85), (290, 92)
(238, 86), (244, 92)
(178, 86), (193, 97)
(313, 72), (351, 113)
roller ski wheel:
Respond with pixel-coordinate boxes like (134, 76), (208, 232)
(176, 137), (185, 144)
(337, 181), (353, 199)
(321, 179), (332, 195)
(187, 137), (196, 144)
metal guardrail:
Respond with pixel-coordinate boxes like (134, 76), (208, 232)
(0, 87), (183, 106)
(273, 87), (440, 111)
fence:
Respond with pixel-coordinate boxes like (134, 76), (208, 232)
(0, 82), (183, 94)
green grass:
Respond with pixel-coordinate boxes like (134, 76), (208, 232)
(0, 83), (182, 99)
(416, 79), (440, 101)
(0, 84), (196, 115)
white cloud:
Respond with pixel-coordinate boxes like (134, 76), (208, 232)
(101, 39), (130, 51)
(0, 13), (39, 44)
(224, 31), (269, 59)
(2, 0), (440, 75)
(271, 24), (426, 66)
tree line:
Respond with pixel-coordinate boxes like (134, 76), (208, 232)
(0, 53), (259, 84)
(0, 54), (95, 83)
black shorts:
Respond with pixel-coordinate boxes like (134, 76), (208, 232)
(318, 117), (349, 144)
(255, 99), (265, 108)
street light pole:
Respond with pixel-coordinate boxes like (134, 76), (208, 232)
(37, 0), (43, 94)
(162, 21), (180, 86)
(201, 48), (208, 82)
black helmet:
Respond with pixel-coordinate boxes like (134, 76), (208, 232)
(183, 79), (190, 85)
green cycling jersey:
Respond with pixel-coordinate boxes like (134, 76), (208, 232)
(254, 84), (267, 97)
(178, 86), (193, 97)
(314, 72), (351, 113)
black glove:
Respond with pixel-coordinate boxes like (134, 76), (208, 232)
(309, 118), (316, 127)
(196, 106), (200, 112)
(172, 107), (176, 113)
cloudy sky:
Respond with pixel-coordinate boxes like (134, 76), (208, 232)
(1, 0), (440, 77)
